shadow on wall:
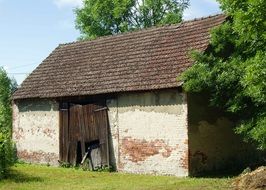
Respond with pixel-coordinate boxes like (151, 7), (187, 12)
(187, 93), (265, 177)
(115, 88), (184, 108)
(108, 89), (185, 120)
(108, 127), (117, 171)
(16, 99), (58, 112)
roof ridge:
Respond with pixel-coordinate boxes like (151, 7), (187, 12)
(183, 12), (224, 23)
(59, 13), (225, 47)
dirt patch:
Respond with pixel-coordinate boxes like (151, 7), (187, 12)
(232, 166), (266, 190)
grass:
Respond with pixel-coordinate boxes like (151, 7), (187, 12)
(0, 164), (233, 190)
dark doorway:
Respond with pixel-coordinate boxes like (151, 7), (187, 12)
(59, 103), (109, 168)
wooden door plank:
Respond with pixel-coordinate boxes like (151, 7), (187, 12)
(82, 106), (89, 142)
(63, 110), (69, 162)
(103, 110), (110, 167)
(59, 109), (63, 161)
(94, 108), (109, 167)
(78, 105), (86, 159)
(69, 105), (79, 165)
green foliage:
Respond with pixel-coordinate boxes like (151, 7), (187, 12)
(75, 0), (189, 39)
(81, 162), (114, 172)
(0, 133), (14, 179)
(59, 161), (72, 168)
(180, 0), (266, 149)
(92, 165), (114, 172)
(0, 68), (16, 179)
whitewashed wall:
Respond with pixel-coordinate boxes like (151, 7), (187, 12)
(13, 99), (59, 165)
(12, 89), (189, 176)
(107, 89), (189, 176)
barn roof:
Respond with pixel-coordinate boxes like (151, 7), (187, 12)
(13, 14), (226, 100)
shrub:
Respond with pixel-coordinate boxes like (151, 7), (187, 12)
(0, 68), (17, 179)
(0, 133), (14, 179)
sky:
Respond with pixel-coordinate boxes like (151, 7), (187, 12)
(0, 0), (221, 85)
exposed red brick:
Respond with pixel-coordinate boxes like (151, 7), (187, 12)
(13, 127), (24, 140)
(180, 149), (189, 170)
(121, 137), (174, 162)
(43, 128), (56, 138)
(17, 150), (58, 163)
(162, 146), (173, 158)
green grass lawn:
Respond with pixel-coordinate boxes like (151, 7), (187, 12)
(0, 164), (232, 190)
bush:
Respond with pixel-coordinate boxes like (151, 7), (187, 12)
(0, 133), (14, 179)
(0, 68), (17, 179)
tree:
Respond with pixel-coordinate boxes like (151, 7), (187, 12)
(0, 68), (16, 178)
(75, 0), (189, 39)
(179, 0), (266, 149)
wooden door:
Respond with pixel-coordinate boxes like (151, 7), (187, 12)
(59, 103), (109, 167)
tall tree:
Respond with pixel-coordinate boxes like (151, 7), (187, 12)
(180, 0), (266, 149)
(0, 68), (16, 178)
(75, 0), (189, 39)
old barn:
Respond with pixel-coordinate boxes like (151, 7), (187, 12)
(12, 14), (256, 176)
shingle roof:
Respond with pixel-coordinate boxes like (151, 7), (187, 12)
(13, 14), (226, 100)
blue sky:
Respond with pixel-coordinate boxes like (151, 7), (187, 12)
(0, 0), (221, 84)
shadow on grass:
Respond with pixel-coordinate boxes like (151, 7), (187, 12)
(194, 160), (266, 178)
(190, 168), (242, 179)
(4, 169), (44, 183)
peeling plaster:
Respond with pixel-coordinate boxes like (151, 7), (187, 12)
(107, 89), (189, 176)
(13, 99), (59, 165)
